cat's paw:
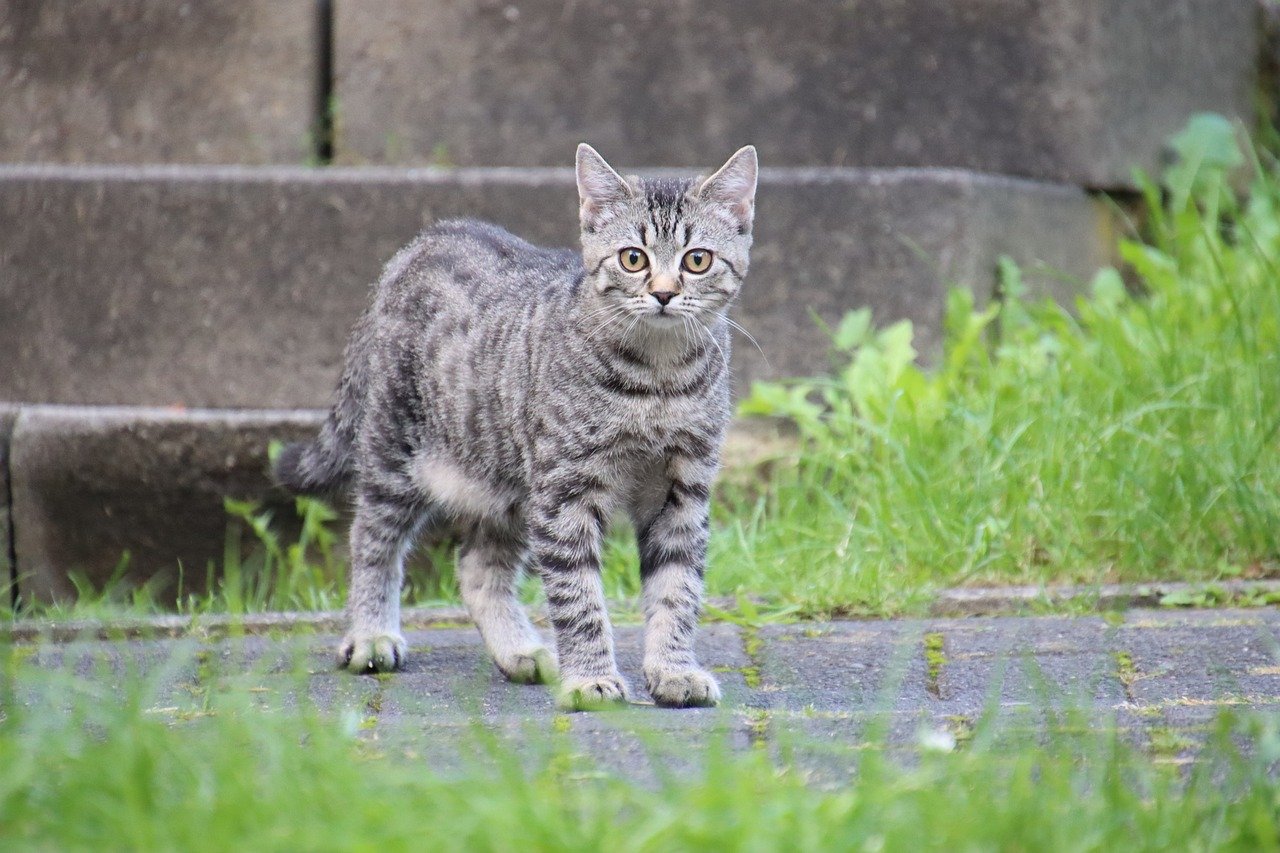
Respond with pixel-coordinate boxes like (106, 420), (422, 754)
(496, 647), (559, 685)
(556, 674), (630, 712)
(337, 631), (407, 673)
(646, 668), (721, 708)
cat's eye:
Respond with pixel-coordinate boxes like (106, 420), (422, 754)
(682, 249), (714, 274)
(618, 247), (649, 273)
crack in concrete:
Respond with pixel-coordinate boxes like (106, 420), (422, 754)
(924, 631), (946, 699)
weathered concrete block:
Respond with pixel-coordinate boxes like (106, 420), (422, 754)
(0, 164), (1113, 408)
(332, 0), (1255, 188)
(9, 406), (323, 603)
(0, 1), (317, 164)
(0, 404), (17, 606)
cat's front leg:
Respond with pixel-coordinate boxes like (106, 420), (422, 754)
(637, 458), (721, 708)
(530, 465), (628, 710)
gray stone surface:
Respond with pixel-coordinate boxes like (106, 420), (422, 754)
(10, 609), (1280, 776)
(1114, 611), (1280, 705)
(332, 0), (1255, 188)
(9, 405), (322, 603)
(0, 404), (17, 607)
(0, 164), (1113, 408)
(0, 1), (318, 164)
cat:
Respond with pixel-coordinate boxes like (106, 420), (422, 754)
(274, 144), (757, 710)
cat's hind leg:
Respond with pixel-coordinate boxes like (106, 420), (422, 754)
(457, 521), (557, 685)
(338, 476), (433, 673)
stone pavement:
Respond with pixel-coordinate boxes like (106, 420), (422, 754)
(10, 608), (1280, 779)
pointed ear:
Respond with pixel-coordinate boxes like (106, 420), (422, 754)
(695, 145), (757, 231)
(576, 143), (633, 229)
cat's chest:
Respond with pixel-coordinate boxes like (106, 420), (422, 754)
(603, 392), (718, 455)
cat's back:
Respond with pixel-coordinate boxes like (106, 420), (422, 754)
(376, 219), (581, 316)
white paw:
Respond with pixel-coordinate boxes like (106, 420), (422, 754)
(646, 668), (721, 708)
(337, 631), (407, 673)
(496, 647), (559, 685)
(556, 673), (630, 712)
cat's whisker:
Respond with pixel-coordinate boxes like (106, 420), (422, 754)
(619, 310), (646, 345)
(723, 316), (769, 367)
(694, 316), (730, 368)
(580, 302), (626, 322)
(585, 306), (629, 341)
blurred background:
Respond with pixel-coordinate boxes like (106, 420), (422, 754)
(0, 0), (1266, 606)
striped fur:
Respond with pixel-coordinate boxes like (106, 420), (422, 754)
(275, 145), (757, 709)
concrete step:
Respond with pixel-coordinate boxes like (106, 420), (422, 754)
(0, 1), (1256, 189)
(335, 0), (1256, 188)
(0, 1), (320, 165)
(2, 405), (321, 604)
(0, 163), (1114, 410)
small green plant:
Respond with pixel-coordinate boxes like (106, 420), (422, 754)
(924, 632), (946, 698)
(210, 496), (347, 614)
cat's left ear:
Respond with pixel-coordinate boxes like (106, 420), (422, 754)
(695, 145), (758, 232)
(576, 143), (634, 230)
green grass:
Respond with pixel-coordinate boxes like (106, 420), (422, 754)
(2, 646), (1280, 852)
(10, 114), (1278, 622)
(712, 115), (1280, 615)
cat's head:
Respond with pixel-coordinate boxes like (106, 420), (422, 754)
(575, 144), (756, 330)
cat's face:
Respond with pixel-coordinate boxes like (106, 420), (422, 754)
(576, 145), (757, 331)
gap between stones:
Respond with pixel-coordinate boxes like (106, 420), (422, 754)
(312, 0), (335, 164)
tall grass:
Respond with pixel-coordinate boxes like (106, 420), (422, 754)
(712, 116), (1280, 613)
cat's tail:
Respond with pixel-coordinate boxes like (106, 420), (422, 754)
(273, 420), (354, 498)
(273, 310), (373, 499)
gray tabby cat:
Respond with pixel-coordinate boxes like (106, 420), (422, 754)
(274, 144), (757, 710)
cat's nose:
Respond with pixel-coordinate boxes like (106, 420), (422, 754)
(650, 290), (676, 306)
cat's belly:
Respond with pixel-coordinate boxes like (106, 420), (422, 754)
(411, 453), (523, 522)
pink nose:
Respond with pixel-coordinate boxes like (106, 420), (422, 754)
(651, 290), (676, 306)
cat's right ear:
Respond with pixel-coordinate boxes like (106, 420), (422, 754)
(576, 143), (634, 230)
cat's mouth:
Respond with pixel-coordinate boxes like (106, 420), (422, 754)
(643, 309), (685, 329)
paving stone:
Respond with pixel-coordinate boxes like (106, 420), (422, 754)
(9, 405), (322, 603)
(756, 621), (916, 712)
(0, 165), (1112, 409)
(332, 0), (1255, 188)
(1114, 610), (1280, 705)
(0, 2), (318, 165)
(563, 709), (754, 783)
(928, 616), (1127, 715)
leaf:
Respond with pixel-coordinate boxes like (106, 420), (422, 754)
(997, 255), (1026, 303)
(1163, 112), (1243, 206)
(877, 320), (917, 379)
(833, 309), (872, 352)
(1165, 112), (1243, 176)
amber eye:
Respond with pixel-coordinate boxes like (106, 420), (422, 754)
(682, 249), (714, 274)
(618, 247), (649, 272)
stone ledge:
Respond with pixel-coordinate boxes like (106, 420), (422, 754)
(0, 163), (1114, 408)
(6, 582), (1278, 644)
(0, 405), (791, 603)
(8, 406), (323, 604)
